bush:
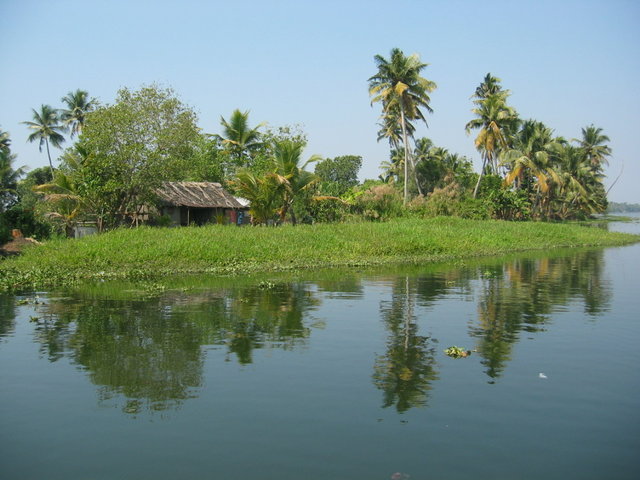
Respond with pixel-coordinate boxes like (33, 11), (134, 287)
(488, 188), (531, 221)
(354, 184), (404, 221)
(1, 205), (52, 241)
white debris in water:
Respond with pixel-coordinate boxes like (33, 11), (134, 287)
(539, 373), (548, 379)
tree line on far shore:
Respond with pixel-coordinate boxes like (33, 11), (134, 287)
(0, 48), (614, 242)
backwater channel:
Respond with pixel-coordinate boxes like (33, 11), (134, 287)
(1, 216), (639, 479)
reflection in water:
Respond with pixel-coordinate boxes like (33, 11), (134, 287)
(373, 276), (439, 413)
(470, 250), (610, 379)
(33, 282), (319, 414)
(0, 294), (16, 339)
(14, 247), (612, 415)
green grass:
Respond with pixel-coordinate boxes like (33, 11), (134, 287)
(1, 217), (638, 292)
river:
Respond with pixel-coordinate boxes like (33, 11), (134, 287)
(1, 216), (639, 479)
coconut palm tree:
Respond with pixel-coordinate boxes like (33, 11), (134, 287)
(0, 128), (11, 155)
(231, 169), (280, 225)
(23, 105), (66, 175)
(465, 93), (518, 197)
(271, 140), (320, 224)
(33, 170), (86, 236)
(503, 121), (557, 189)
(472, 73), (509, 101)
(60, 89), (97, 138)
(216, 109), (265, 166)
(369, 48), (436, 203)
(576, 125), (611, 174)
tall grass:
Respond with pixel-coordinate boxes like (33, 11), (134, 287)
(1, 217), (637, 291)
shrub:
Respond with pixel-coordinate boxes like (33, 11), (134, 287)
(354, 184), (404, 221)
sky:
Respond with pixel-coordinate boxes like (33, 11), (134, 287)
(1, 0), (639, 202)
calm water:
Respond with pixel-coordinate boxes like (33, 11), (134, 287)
(1, 218), (639, 480)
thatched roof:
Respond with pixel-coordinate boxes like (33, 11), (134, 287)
(156, 182), (244, 209)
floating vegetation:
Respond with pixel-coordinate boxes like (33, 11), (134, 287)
(444, 346), (472, 358)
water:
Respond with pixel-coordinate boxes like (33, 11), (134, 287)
(1, 218), (639, 479)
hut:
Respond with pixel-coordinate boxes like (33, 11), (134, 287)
(156, 182), (249, 226)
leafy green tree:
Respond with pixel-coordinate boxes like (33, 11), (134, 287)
(4, 167), (53, 240)
(1, 129), (24, 212)
(314, 155), (362, 196)
(75, 85), (201, 228)
(60, 89), (97, 138)
(22, 104), (66, 175)
(369, 48), (436, 203)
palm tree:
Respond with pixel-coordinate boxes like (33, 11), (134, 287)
(465, 93), (518, 197)
(22, 105), (66, 175)
(232, 170), (280, 225)
(0, 128), (11, 155)
(215, 109), (265, 166)
(270, 140), (320, 224)
(576, 125), (611, 173)
(472, 73), (509, 101)
(503, 120), (561, 215)
(60, 89), (97, 138)
(369, 48), (436, 203)
(33, 171), (81, 236)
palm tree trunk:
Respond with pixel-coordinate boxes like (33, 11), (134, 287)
(400, 106), (409, 204)
(472, 155), (488, 198)
(45, 138), (54, 176)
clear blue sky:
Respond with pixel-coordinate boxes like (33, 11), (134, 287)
(1, 0), (638, 202)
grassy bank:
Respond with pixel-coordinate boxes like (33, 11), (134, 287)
(1, 217), (638, 292)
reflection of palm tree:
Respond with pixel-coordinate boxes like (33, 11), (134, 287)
(469, 251), (611, 380)
(373, 276), (438, 412)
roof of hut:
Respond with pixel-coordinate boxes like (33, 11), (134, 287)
(156, 182), (244, 209)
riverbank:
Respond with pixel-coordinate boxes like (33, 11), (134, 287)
(1, 217), (638, 292)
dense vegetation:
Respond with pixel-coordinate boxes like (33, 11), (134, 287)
(0, 218), (636, 292)
(0, 47), (622, 244)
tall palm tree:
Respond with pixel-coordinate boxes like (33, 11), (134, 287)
(376, 104), (416, 150)
(60, 89), (97, 138)
(369, 48), (436, 203)
(215, 109), (265, 166)
(465, 93), (518, 197)
(23, 105), (66, 175)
